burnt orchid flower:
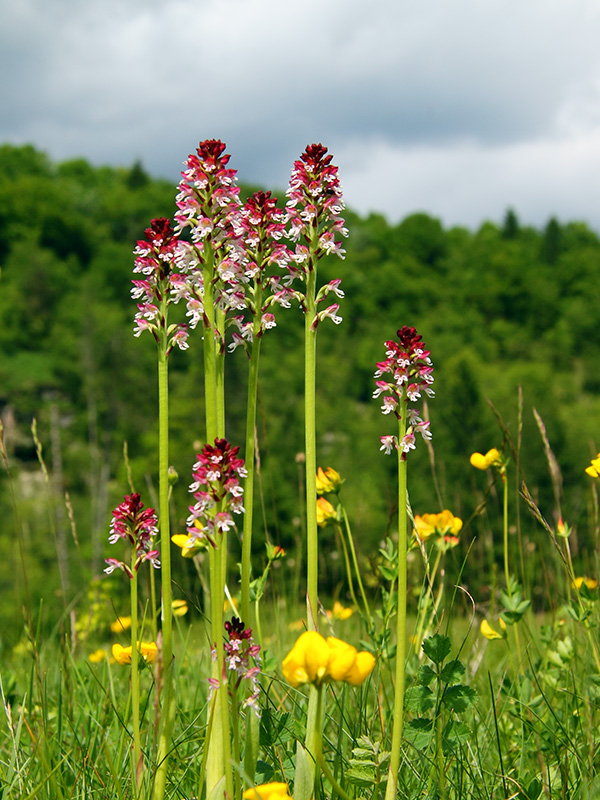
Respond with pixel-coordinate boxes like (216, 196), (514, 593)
(132, 218), (189, 353)
(375, 326), (435, 800)
(221, 617), (261, 714)
(185, 438), (246, 548)
(104, 493), (160, 578)
(286, 143), (348, 326)
(172, 139), (245, 331)
(374, 325), (434, 457)
(228, 190), (293, 351)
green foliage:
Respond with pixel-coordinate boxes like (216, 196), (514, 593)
(1, 143), (600, 647)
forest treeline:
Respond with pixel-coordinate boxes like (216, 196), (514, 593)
(1, 142), (599, 643)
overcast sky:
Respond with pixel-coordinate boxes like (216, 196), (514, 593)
(3, 0), (600, 230)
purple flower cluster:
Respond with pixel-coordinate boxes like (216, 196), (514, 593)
(286, 143), (348, 328)
(186, 438), (247, 548)
(132, 218), (189, 352)
(223, 617), (261, 713)
(172, 140), (246, 332)
(104, 493), (160, 579)
(228, 190), (295, 352)
(374, 326), (434, 457)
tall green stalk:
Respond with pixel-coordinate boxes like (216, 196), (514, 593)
(152, 342), (175, 800)
(241, 320), (262, 628)
(130, 566), (141, 797)
(385, 399), (408, 800)
(305, 266), (318, 631)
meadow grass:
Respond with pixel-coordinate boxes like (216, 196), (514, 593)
(2, 139), (600, 800)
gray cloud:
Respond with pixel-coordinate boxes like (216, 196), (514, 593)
(2, 0), (600, 229)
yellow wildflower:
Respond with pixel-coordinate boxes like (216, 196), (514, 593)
(282, 631), (331, 687)
(243, 783), (293, 800)
(414, 510), (462, 542)
(480, 619), (507, 640)
(171, 533), (203, 558)
(282, 631), (375, 688)
(316, 496), (337, 527)
(316, 466), (343, 494)
(224, 595), (239, 613)
(585, 454), (600, 478)
(172, 599), (188, 617)
(89, 648), (107, 663)
(326, 601), (354, 620)
(572, 577), (598, 591)
(556, 517), (572, 539)
(326, 636), (376, 686)
(112, 641), (158, 665)
(470, 448), (502, 470)
(110, 616), (132, 633)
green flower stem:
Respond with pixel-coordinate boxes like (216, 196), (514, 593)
(335, 521), (360, 613)
(241, 316), (263, 788)
(152, 340), (175, 800)
(207, 531), (233, 800)
(305, 683), (325, 796)
(385, 400), (408, 800)
(413, 548), (443, 656)
(203, 256), (218, 442)
(501, 468), (523, 670)
(564, 538), (600, 673)
(339, 503), (371, 620)
(130, 565), (141, 796)
(241, 325), (262, 628)
(215, 305), (226, 438)
(149, 562), (158, 642)
(435, 699), (446, 800)
(305, 266), (318, 630)
(502, 470), (511, 598)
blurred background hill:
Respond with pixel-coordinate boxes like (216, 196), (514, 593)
(1, 143), (599, 645)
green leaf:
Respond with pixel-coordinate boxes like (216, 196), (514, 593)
(259, 709), (293, 747)
(346, 763), (377, 787)
(442, 720), (471, 754)
(422, 634), (452, 664)
(255, 761), (276, 784)
(417, 664), (436, 686)
(293, 743), (314, 800)
(404, 718), (434, 750)
(439, 659), (465, 684)
(441, 684), (478, 713)
(405, 686), (436, 714)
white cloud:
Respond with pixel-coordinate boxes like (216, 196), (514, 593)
(2, 0), (600, 229)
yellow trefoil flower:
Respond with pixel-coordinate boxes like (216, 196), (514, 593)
(171, 533), (203, 558)
(316, 496), (337, 527)
(585, 454), (600, 478)
(172, 599), (188, 617)
(556, 517), (572, 539)
(326, 601), (354, 620)
(480, 618), (507, 640)
(243, 783), (294, 800)
(282, 631), (375, 688)
(414, 510), (462, 542)
(110, 616), (132, 633)
(316, 466), (343, 494)
(88, 648), (107, 663)
(112, 641), (158, 665)
(572, 577), (598, 591)
(470, 448), (502, 470)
